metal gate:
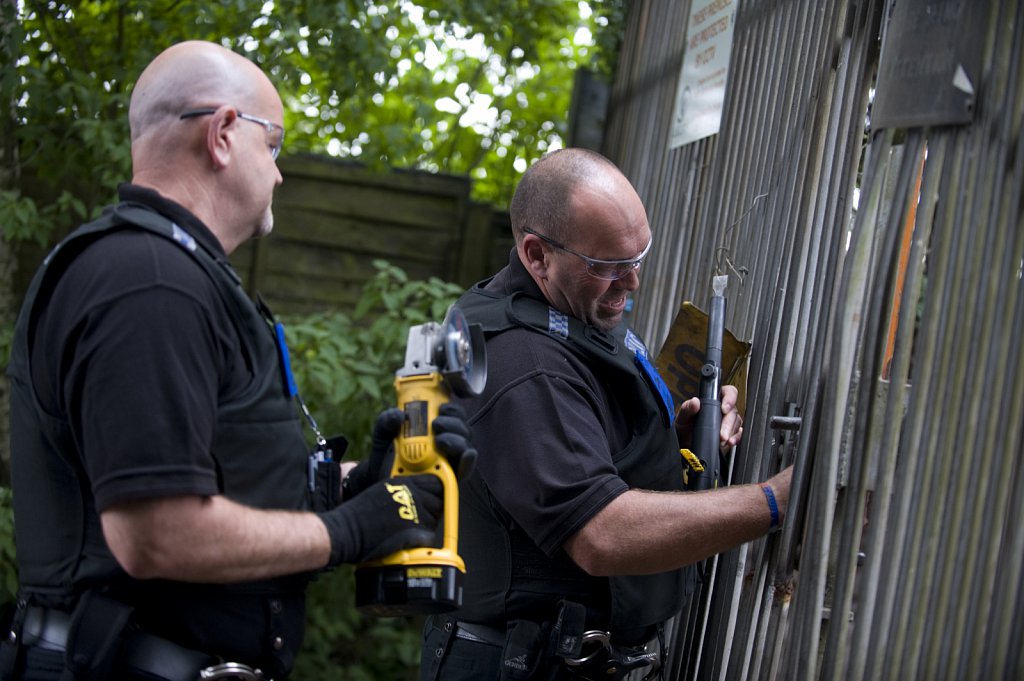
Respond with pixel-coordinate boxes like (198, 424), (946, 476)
(602, 0), (1023, 678)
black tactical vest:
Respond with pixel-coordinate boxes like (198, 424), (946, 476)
(456, 283), (697, 639)
(6, 203), (312, 673)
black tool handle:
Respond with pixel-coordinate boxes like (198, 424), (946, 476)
(690, 291), (725, 490)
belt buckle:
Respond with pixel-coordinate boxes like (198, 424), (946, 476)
(199, 662), (265, 680)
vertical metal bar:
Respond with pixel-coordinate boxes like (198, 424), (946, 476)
(970, 7), (1024, 674)
(851, 139), (933, 679)
(863, 137), (943, 679)
(821, 126), (923, 678)
(920, 123), (1000, 680)
(893, 131), (974, 681)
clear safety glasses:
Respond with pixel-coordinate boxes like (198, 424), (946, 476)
(523, 227), (652, 280)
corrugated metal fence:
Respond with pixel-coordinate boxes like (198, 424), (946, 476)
(603, 0), (1023, 678)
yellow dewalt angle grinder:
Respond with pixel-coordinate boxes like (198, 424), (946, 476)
(354, 305), (485, 616)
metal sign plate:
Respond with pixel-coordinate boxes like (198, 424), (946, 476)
(871, 0), (987, 129)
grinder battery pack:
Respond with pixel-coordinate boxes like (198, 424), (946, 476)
(355, 305), (486, 616)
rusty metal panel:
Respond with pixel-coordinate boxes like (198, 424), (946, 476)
(871, 0), (987, 129)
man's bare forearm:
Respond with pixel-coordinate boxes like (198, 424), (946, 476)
(101, 495), (332, 582)
(565, 467), (791, 576)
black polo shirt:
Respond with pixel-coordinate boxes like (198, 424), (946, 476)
(30, 185), (244, 511)
(453, 253), (631, 625)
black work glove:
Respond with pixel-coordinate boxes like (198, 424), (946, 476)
(343, 403), (477, 499)
(342, 407), (404, 499)
(431, 402), (477, 481)
(318, 474), (443, 567)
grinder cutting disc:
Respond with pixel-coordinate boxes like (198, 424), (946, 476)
(436, 305), (486, 397)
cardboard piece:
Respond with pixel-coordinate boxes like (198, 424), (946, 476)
(654, 301), (752, 416)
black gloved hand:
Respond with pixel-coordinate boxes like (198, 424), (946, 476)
(343, 407), (405, 499)
(431, 402), (477, 481)
(344, 403), (477, 499)
(319, 473), (443, 567)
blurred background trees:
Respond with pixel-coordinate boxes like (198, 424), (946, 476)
(2, 0), (625, 242)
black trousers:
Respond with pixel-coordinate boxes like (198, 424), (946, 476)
(7, 646), (64, 681)
(423, 635), (503, 681)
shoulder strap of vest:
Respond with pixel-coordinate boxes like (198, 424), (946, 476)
(11, 202), (264, 385)
(458, 285), (675, 427)
(109, 202), (244, 286)
(49, 201), (245, 312)
(102, 203), (280, 361)
(105, 205), (303, 416)
(34, 202), (240, 295)
(460, 285), (638, 372)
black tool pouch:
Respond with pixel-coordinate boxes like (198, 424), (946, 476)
(551, 600), (586, 660)
(498, 619), (550, 681)
(497, 600), (593, 681)
(309, 435), (348, 512)
(60, 591), (134, 681)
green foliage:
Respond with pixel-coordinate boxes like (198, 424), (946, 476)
(4, 0), (626, 247)
(0, 321), (10, 373)
(279, 261), (462, 679)
(0, 488), (15, 607)
(282, 260), (464, 454)
(3, 3), (133, 241)
(298, 567), (425, 681)
(0, 189), (91, 245)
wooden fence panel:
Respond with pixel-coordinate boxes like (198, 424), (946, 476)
(231, 154), (509, 315)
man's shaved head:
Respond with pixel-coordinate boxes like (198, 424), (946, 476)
(510, 148), (625, 245)
(126, 40), (284, 253)
(129, 41), (270, 144)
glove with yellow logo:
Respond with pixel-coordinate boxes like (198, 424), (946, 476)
(319, 474), (443, 567)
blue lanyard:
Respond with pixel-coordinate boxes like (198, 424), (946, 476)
(259, 295), (327, 451)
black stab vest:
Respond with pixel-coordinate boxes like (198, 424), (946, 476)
(457, 283), (697, 638)
(6, 203), (311, 673)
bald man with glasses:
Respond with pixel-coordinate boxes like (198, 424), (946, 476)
(421, 148), (793, 681)
(4, 40), (474, 680)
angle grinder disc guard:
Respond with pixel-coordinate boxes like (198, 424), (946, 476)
(437, 305), (486, 397)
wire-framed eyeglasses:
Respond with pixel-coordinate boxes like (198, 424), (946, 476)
(523, 227), (652, 280)
(179, 108), (285, 160)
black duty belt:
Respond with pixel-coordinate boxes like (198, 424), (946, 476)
(20, 605), (70, 652)
(20, 606), (263, 681)
(453, 621), (505, 646)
